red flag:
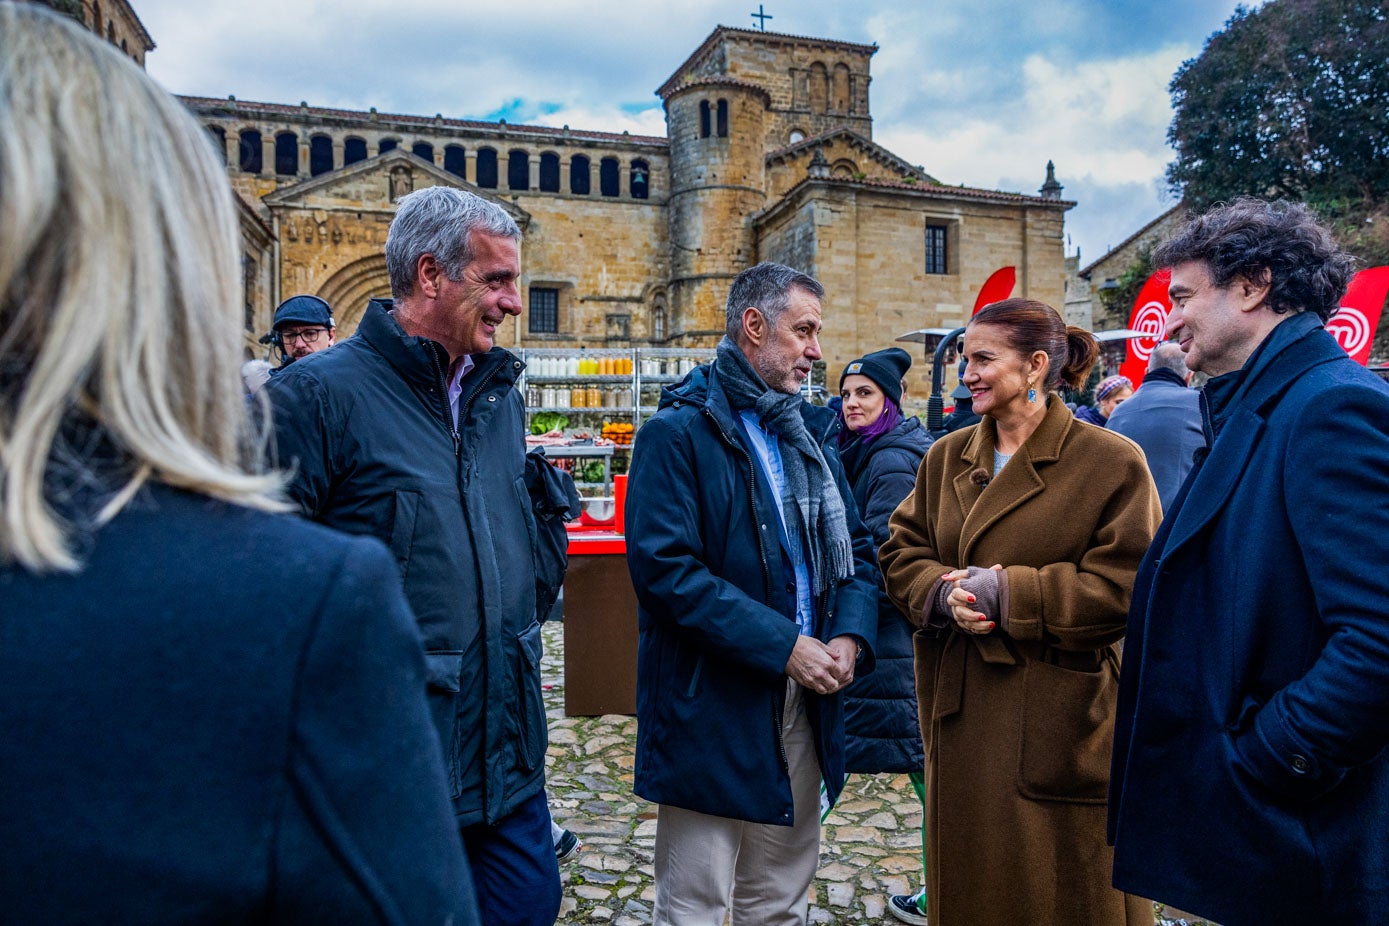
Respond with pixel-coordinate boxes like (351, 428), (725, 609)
(1326, 266), (1389, 366)
(1118, 269), (1173, 387)
(972, 266), (1016, 314)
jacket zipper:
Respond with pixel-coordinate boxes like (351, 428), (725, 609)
(425, 342), (462, 454)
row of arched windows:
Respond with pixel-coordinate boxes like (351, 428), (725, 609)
(208, 126), (650, 199)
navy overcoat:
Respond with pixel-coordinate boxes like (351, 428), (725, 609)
(0, 484), (476, 924)
(1109, 312), (1389, 924)
(626, 363), (879, 825)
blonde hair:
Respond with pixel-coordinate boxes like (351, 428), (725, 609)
(0, 2), (286, 572)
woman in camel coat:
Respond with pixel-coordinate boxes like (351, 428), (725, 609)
(880, 299), (1161, 926)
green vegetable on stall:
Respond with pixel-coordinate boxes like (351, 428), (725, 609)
(580, 460), (606, 484)
(530, 412), (570, 435)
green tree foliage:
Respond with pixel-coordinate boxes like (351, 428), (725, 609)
(1167, 0), (1389, 211)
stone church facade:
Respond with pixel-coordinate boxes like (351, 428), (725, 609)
(43, 0), (1076, 394)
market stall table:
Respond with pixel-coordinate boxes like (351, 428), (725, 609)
(562, 527), (638, 717)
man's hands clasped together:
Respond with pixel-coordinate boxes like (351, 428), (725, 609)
(785, 634), (859, 694)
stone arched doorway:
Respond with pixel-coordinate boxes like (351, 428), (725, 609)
(316, 254), (390, 338)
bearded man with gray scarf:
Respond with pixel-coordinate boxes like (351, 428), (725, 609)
(626, 262), (879, 926)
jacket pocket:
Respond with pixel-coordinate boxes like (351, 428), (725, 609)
(516, 621), (548, 773)
(423, 650), (463, 797)
(388, 490), (422, 580)
(1016, 654), (1116, 804)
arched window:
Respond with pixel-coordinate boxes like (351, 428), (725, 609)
(789, 129), (805, 145)
(809, 62), (829, 114)
(238, 129), (262, 174)
(699, 100), (711, 138)
(716, 99), (729, 138)
(570, 154), (591, 195)
(476, 148), (498, 188)
(651, 294), (667, 342)
(412, 141), (434, 163)
(309, 135), (333, 176)
(207, 125), (226, 164)
(378, 138), (398, 154)
(444, 144), (466, 179)
(832, 64), (851, 113)
(599, 157), (620, 197)
(274, 132), (298, 176)
(630, 159), (649, 200)
(507, 149), (529, 191)
(539, 152), (560, 192)
(343, 136), (367, 165)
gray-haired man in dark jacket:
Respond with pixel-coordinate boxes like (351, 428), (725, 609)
(626, 262), (879, 926)
(266, 187), (561, 926)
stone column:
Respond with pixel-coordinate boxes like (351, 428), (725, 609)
(298, 138), (310, 178)
(259, 132), (275, 178)
(332, 139), (344, 170)
(223, 131), (237, 170)
(465, 151), (477, 185)
(529, 154), (540, 191)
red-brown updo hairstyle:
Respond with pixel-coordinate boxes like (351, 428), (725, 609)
(968, 299), (1097, 392)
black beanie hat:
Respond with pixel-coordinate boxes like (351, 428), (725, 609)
(840, 347), (912, 408)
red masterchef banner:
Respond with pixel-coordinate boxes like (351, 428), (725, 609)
(973, 266), (1016, 314)
(1327, 266), (1389, 366)
(1119, 269), (1173, 387)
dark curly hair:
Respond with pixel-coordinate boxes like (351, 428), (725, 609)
(1152, 197), (1354, 322)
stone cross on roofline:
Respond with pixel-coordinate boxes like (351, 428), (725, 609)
(751, 4), (773, 30)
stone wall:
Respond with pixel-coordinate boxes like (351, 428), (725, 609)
(758, 182), (1069, 413)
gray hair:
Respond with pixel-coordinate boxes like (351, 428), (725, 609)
(725, 262), (825, 342)
(385, 187), (521, 298)
(1148, 341), (1190, 378)
(0, 2), (286, 572)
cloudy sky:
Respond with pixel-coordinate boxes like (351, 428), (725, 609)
(133, 0), (1249, 266)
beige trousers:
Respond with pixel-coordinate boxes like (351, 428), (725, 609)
(651, 679), (822, 926)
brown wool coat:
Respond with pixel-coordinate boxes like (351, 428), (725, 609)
(881, 397), (1160, 926)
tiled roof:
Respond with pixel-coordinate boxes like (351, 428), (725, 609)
(659, 76), (772, 103)
(180, 96), (669, 147)
(771, 175), (1076, 210)
(657, 25), (876, 97)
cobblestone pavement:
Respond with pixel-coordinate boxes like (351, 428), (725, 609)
(540, 623), (1212, 926)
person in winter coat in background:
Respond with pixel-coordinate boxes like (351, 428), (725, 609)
(1074, 374), (1133, 426)
(880, 298), (1161, 926)
(835, 347), (934, 926)
(0, 7), (476, 923)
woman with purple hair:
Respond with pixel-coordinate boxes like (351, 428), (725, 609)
(835, 347), (934, 925)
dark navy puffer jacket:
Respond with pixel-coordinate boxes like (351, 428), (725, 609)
(626, 362), (880, 824)
(266, 299), (545, 828)
(839, 416), (933, 773)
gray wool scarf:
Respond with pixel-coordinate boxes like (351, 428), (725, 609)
(715, 337), (854, 593)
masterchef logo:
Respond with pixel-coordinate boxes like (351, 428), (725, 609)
(1129, 301), (1170, 361)
(1327, 306), (1372, 357)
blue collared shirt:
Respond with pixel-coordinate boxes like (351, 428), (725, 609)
(739, 410), (814, 637)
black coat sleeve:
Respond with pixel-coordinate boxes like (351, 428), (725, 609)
(269, 537), (478, 925)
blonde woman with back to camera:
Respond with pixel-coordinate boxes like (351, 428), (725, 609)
(879, 299), (1160, 926)
(0, 5), (478, 923)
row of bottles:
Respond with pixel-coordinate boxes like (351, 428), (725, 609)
(526, 385), (636, 409)
(528, 355), (633, 377)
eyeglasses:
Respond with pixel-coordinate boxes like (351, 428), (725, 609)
(280, 327), (328, 345)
